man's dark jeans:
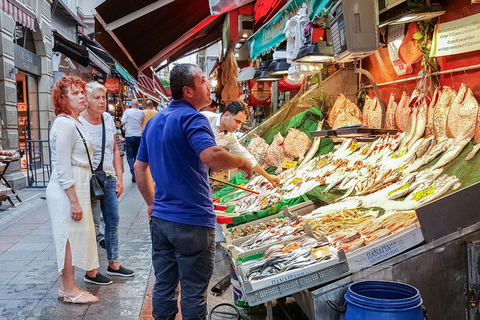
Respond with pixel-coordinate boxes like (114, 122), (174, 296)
(150, 217), (215, 320)
(125, 136), (141, 174)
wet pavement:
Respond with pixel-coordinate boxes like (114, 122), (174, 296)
(0, 169), (304, 319)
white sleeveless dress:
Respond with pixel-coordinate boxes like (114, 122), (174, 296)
(46, 115), (99, 274)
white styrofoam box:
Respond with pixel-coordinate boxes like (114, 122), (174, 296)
(346, 225), (424, 272)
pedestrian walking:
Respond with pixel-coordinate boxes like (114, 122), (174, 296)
(142, 99), (158, 129)
(135, 63), (253, 320)
(121, 99), (144, 182)
(80, 81), (135, 285)
(46, 75), (99, 304)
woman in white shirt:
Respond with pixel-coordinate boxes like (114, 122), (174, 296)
(79, 82), (134, 285)
(46, 76), (99, 304)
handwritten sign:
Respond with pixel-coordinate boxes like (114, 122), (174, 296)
(391, 150), (405, 159)
(388, 184), (409, 197)
(431, 12), (480, 57)
(290, 178), (302, 184)
(283, 160), (297, 169)
(350, 141), (359, 152)
(412, 185), (435, 201)
(283, 242), (299, 253)
(260, 198), (269, 206)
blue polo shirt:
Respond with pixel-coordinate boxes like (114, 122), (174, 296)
(137, 100), (217, 228)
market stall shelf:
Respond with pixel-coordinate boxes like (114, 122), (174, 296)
(0, 160), (22, 207)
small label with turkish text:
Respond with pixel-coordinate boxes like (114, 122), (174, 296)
(412, 185), (435, 201)
(283, 160), (297, 169)
(290, 178), (302, 184)
(317, 159), (327, 167)
(283, 242), (299, 253)
(260, 198), (269, 206)
(391, 150), (405, 159)
(350, 142), (359, 152)
(388, 183), (409, 197)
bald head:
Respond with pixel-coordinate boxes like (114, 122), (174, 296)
(145, 100), (154, 109)
(131, 99), (139, 109)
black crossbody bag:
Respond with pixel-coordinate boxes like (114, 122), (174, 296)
(75, 116), (107, 200)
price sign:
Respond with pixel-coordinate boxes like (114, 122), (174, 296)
(239, 183), (245, 187)
(360, 148), (369, 156)
(283, 160), (297, 169)
(260, 198), (269, 206)
(317, 159), (327, 167)
(350, 141), (359, 152)
(388, 184), (409, 197)
(311, 246), (332, 259)
(290, 178), (302, 184)
(391, 150), (405, 159)
(395, 166), (406, 172)
(412, 185), (435, 201)
(283, 242), (299, 253)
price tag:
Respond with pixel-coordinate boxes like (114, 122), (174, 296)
(259, 198), (268, 206)
(349, 141), (359, 152)
(239, 183), (245, 187)
(317, 159), (327, 167)
(360, 148), (369, 156)
(388, 183), (409, 197)
(283, 160), (297, 169)
(283, 242), (299, 253)
(412, 185), (435, 201)
(311, 246), (332, 259)
(290, 178), (302, 184)
(395, 166), (406, 172)
(391, 150), (405, 159)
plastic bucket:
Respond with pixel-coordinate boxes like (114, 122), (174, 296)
(344, 280), (424, 320)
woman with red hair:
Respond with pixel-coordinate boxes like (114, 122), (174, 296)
(46, 75), (99, 304)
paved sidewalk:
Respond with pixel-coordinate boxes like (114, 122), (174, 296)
(0, 171), (153, 319)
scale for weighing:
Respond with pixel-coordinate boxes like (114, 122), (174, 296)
(310, 124), (398, 142)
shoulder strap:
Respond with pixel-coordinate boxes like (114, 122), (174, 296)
(97, 114), (106, 171)
(75, 125), (95, 174)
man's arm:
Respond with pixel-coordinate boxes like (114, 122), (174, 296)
(134, 160), (155, 220)
(200, 146), (253, 179)
(253, 164), (280, 187)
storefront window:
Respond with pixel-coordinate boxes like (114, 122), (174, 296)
(14, 23), (36, 54)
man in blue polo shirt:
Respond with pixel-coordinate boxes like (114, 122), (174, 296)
(135, 63), (252, 320)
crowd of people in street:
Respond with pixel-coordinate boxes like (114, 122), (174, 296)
(45, 63), (279, 319)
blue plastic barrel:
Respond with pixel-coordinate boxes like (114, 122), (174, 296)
(344, 280), (424, 320)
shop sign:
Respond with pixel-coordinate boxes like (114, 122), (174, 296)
(105, 78), (121, 93)
(430, 12), (480, 57)
(248, 0), (335, 60)
(14, 44), (41, 76)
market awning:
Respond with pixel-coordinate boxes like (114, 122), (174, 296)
(248, 0), (335, 60)
(53, 31), (111, 74)
(0, 0), (36, 31)
(137, 74), (171, 101)
(94, 0), (251, 78)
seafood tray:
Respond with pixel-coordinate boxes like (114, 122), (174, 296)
(236, 250), (349, 306)
(223, 201), (320, 246)
(311, 127), (397, 138)
(345, 224), (424, 272)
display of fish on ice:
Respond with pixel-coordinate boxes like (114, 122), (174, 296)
(265, 133), (293, 174)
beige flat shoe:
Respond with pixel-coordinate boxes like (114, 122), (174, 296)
(63, 292), (99, 304)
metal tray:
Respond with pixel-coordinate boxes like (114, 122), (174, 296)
(237, 250), (350, 306)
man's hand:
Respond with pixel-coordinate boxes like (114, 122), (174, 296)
(267, 174), (280, 187)
(238, 159), (253, 180)
(116, 178), (124, 198)
(148, 204), (153, 221)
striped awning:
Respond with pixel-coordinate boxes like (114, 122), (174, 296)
(0, 0), (36, 31)
(137, 74), (171, 101)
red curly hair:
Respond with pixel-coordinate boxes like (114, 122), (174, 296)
(52, 76), (86, 116)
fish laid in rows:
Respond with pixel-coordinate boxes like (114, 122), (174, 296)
(265, 133), (293, 174)
(425, 88), (439, 137)
(385, 93), (398, 129)
(433, 86), (456, 140)
(299, 121), (323, 167)
(395, 92), (411, 132)
(247, 135), (269, 169)
(283, 128), (312, 162)
(432, 135), (471, 169)
(446, 84), (479, 140)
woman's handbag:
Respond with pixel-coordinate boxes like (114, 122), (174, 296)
(75, 117), (106, 201)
